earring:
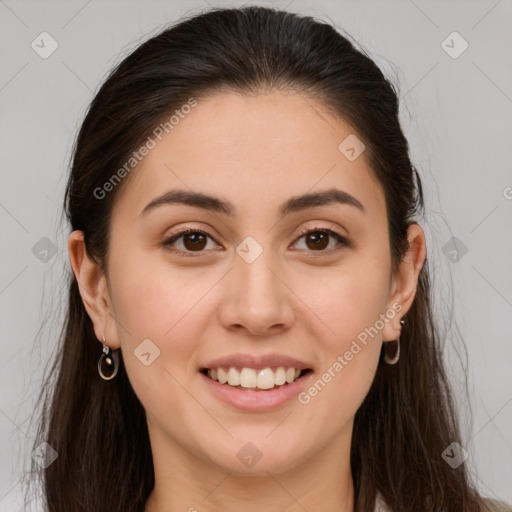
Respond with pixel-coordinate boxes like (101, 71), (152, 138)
(97, 336), (119, 380)
(383, 317), (405, 365)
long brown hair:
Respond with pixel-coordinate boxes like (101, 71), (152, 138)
(25, 5), (490, 511)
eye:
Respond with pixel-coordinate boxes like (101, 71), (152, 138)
(161, 225), (349, 258)
(291, 225), (349, 253)
(161, 228), (221, 257)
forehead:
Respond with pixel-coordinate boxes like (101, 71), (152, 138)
(112, 90), (386, 223)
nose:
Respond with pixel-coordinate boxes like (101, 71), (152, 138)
(218, 250), (295, 337)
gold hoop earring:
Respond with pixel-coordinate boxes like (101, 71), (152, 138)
(97, 336), (119, 380)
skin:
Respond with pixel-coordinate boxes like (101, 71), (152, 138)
(68, 89), (426, 512)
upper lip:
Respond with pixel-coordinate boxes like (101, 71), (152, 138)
(201, 353), (313, 371)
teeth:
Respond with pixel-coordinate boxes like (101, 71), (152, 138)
(217, 368), (228, 384)
(275, 367), (286, 385)
(227, 367), (240, 386)
(206, 366), (304, 390)
(257, 368), (274, 389)
(240, 367), (257, 388)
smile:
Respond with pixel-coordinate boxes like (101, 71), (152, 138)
(201, 366), (313, 391)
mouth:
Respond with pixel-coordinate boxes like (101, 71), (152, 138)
(200, 366), (314, 392)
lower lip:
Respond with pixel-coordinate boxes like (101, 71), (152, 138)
(199, 370), (313, 412)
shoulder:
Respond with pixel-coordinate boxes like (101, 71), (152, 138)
(482, 497), (512, 512)
(375, 493), (512, 512)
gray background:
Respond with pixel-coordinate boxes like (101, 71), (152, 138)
(1, 0), (511, 509)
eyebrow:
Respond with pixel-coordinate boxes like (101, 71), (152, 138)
(140, 187), (365, 218)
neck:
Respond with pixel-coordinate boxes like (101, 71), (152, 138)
(144, 419), (355, 512)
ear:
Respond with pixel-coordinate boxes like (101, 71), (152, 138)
(382, 223), (427, 342)
(67, 230), (120, 349)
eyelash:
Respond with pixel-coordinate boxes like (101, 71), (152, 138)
(161, 225), (349, 258)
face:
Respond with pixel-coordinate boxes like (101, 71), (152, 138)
(78, 90), (421, 478)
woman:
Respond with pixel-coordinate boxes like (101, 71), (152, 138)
(27, 5), (511, 512)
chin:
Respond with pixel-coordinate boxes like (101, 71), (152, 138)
(207, 441), (306, 476)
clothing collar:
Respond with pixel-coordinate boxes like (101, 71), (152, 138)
(374, 492), (392, 512)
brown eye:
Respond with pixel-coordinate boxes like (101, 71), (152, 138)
(162, 226), (348, 258)
(293, 227), (348, 253)
(162, 229), (219, 257)
(304, 231), (329, 250)
(181, 232), (208, 251)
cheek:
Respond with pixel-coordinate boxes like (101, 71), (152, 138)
(109, 250), (212, 338)
(294, 266), (388, 413)
(107, 254), (210, 386)
(109, 262), (209, 421)
(295, 271), (386, 428)
(306, 255), (390, 412)
(303, 262), (390, 352)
